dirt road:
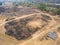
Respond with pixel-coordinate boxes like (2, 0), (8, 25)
(0, 12), (57, 26)
(0, 9), (60, 45)
(19, 20), (60, 45)
(0, 13), (41, 26)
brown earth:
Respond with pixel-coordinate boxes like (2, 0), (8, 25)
(0, 7), (60, 45)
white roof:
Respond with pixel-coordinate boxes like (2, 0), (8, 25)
(55, 4), (60, 5)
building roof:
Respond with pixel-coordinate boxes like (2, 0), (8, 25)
(47, 32), (58, 40)
(55, 4), (60, 5)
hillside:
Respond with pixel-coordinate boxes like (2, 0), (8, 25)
(0, 0), (60, 45)
(0, 6), (38, 18)
(0, 7), (60, 45)
(0, 0), (60, 4)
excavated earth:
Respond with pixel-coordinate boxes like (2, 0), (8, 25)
(0, 7), (60, 45)
(4, 14), (52, 40)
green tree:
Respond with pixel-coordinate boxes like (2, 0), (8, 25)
(56, 9), (60, 15)
(38, 3), (46, 11)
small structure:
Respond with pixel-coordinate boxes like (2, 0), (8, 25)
(47, 32), (58, 40)
(3, 1), (14, 8)
(55, 4), (60, 8)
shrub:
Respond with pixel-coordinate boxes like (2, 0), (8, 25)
(38, 3), (46, 11)
(56, 9), (60, 15)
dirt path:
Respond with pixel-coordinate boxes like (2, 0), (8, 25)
(0, 13), (41, 26)
(20, 20), (60, 45)
(0, 9), (60, 45)
(0, 13), (56, 26)
(18, 10), (60, 45)
(0, 9), (59, 26)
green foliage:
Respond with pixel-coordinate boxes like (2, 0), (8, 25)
(38, 3), (46, 11)
(38, 3), (60, 15)
(56, 9), (60, 15)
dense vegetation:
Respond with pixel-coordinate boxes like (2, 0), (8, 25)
(38, 3), (60, 15)
(38, 3), (46, 11)
(55, 9), (60, 15)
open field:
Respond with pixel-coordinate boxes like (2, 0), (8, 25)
(0, 7), (60, 45)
